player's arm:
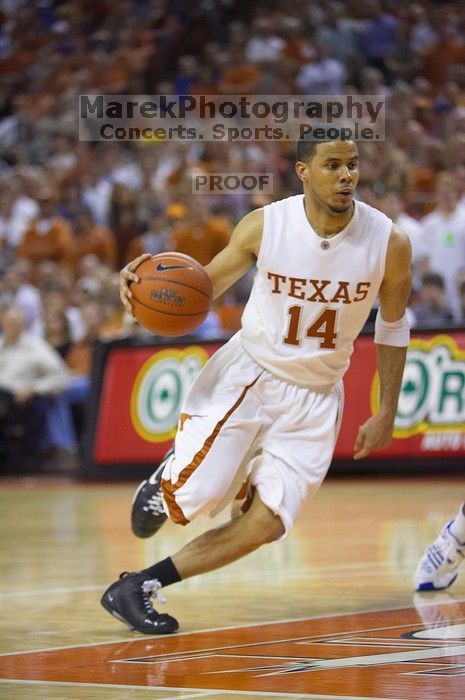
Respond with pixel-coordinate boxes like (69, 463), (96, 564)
(354, 225), (412, 460)
(118, 209), (263, 315)
(205, 208), (263, 299)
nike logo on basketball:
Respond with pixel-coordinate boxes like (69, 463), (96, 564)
(156, 263), (191, 271)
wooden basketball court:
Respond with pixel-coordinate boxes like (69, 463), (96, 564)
(0, 475), (464, 699)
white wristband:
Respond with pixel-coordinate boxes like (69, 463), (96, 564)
(374, 310), (410, 347)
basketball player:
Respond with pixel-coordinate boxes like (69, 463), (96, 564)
(101, 139), (412, 634)
(414, 502), (465, 591)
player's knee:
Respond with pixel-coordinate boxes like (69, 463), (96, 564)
(245, 496), (285, 544)
(263, 512), (285, 543)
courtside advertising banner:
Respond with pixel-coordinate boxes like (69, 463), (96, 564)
(90, 332), (465, 468)
(337, 331), (465, 459)
(93, 342), (222, 464)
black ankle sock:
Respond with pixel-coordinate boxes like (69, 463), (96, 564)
(140, 557), (181, 587)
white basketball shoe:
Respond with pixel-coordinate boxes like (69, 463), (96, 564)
(413, 521), (465, 591)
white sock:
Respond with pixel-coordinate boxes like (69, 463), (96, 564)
(449, 502), (465, 544)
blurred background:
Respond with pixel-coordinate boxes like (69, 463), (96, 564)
(1, 0), (464, 475)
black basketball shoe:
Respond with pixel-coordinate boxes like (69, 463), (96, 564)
(131, 447), (174, 538)
(100, 571), (179, 634)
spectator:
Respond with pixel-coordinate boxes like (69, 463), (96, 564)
(359, 66), (391, 96)
(357, 0), (398, 78)
(295, 42), (347, 95)
(17, 187), (74, 274)
(0, 179), (38, 255)
(313, 3), (359, 72)
(410, 272), (455, 327)
(408, 3), (437, 56)
(420, 172), (465, 320)
(61, 300), (104, 443)
(421, 25), (465, 89)
(173, 55), (200, 95)
(40, 277), (86, 344)
(43, 306), (72, 359)
(69, 207), (117, 272)
(0, 307), (77, 468)
(81, 157), (113, 227)
(280, 17), (316, 76)
(170, 197), (232, 266)
(46, 135), (77, 180)
(385, 22), (421, 83)
(216, 49), (261, 95)
(377, 189), (427, 294)
(125, 208), (170, 262)
(108, 182), (141, 268)
(0, 261), (43, 334)
(245, 17), (285, 66)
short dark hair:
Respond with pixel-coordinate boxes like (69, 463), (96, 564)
(295, 136), (356, 163)
(421, 272), (445, 290)
(296, 139), (320, 162)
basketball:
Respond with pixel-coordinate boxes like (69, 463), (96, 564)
(130, 252), (213, 337)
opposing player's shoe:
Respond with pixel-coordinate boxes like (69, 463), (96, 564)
(131, 448), (174, 538)
(413, 591), (460, 630)
(413, 521), (465, 591)
(100, 571), (179, 634)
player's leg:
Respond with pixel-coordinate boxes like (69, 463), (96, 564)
(102, 367), (343, 635)
(101, 490), (283, 634)
(102, 376), (343, 635)
(102, 390), (266, 633)
(171, 487), (284, 578)
(413, 501), (465, 591)
(131, 334), (265, 537)
(169, 376), (344, 580)
(102, 339), (269, 632)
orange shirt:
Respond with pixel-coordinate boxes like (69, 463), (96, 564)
(219, 63), (261, 94)
(422, 40), (465, 87)
(70, 225), (117, 270)
(170, 215), (231, 266)
(17, 216), (74, 267)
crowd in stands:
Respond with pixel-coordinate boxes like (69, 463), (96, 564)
(1, 0), (465, 471)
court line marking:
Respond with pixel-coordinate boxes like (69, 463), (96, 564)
(0, 681), (216, 699)
(112, 618), (465, 666)
(0, 679), (405, 699)
(0, 584), (106, 598)
(1, 598), (465, 658)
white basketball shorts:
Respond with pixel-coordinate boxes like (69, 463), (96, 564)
(160, 333), (344, 539)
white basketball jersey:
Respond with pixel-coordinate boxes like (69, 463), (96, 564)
(240, 194), (392, 387)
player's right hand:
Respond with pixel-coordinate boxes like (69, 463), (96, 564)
(119, 253), (152, 316)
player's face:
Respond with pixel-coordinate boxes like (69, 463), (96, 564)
(305, 141), (360, 214)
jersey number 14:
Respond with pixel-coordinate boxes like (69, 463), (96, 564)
(283, 306), (338, 349)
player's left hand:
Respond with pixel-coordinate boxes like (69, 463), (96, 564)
(353, 413), (394, 460)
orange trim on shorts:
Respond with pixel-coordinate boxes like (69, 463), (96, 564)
(161, 373), (263, 525)
(240, 485), (255, 514)
(234, 479), (249, 501)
